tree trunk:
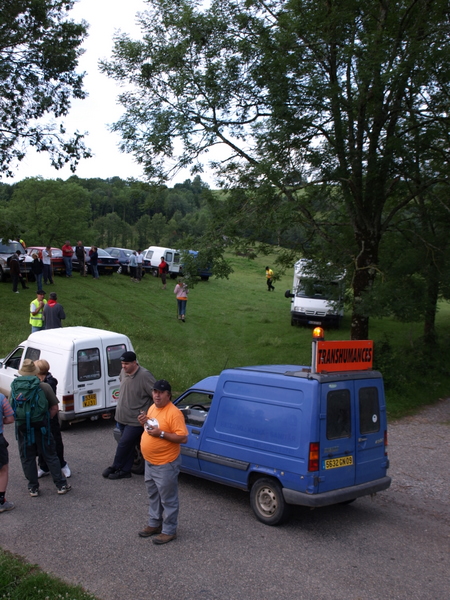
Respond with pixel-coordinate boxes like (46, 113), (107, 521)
(350, 234), (380, 340)
(423, 267), (439, 346)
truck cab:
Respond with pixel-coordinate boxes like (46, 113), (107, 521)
(285, 258), (344, 328)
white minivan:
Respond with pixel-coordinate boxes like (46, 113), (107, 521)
(0, 326), (134, 428)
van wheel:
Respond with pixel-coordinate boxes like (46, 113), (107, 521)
(131, 445), (145, 475)
(250, 478), (290, 526)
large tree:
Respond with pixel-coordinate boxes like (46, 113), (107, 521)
(0, 0), (90, 178)
(102, 0), (450, 339)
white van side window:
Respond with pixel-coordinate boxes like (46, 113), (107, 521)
(166, 252), (173, 262)
(25, 347), (41, 362)
(107, 344), (127, 377)
(78, 348), (101, 381)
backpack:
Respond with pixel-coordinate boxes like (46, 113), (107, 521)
(10, 376), (50, 445)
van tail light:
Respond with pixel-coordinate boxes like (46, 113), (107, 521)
(61, 394), (74, 412)
(384, 430), (388, 455)
(308, 442), (320, 472)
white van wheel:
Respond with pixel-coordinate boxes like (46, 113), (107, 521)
(250, 478), (290, 526)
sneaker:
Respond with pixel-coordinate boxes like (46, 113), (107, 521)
(138, 525), (162, 538)
(0, 500), (15, 512)
(102, 466), (117, 478)
(108, 470), (131, 480)
(29, 487), (39, 497)
(61, 464), (71, 478)
(37, 468), (50, 478)
(152, 533), (177, 545)
(57, 484), (72, 495)
(14, 291), (19, 294)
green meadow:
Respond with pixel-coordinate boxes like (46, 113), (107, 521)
(2, 252), (450, 418)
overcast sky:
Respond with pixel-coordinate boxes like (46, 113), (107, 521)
(8, 0), (216, 186)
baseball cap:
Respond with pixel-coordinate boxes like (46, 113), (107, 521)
(120, 351), (137, 362)
(153, 379), (171, 393)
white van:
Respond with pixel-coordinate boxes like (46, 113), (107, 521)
(285, 259), (344, 328)
(0, 327), (134, 427)
(142, 245), (181, 277)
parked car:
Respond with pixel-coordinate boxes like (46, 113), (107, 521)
(0, 239), (33, 282)
(26, 246), (65, 276)
(72, 246), (120, 275)
(104, 247), (144, 276)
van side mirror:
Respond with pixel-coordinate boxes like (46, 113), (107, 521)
(285, 290), (294, 298)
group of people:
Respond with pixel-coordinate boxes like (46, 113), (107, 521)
(0, 358), (71, 514)
(30, 290), (65, 332)
(102, 351), (188, 545)
(1, 349), (188, 547)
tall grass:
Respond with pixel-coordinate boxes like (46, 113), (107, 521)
(1, 253), (449, 418)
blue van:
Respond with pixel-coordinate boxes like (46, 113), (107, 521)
(173, 339), (390, 525)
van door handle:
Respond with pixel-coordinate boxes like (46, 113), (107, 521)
(107, 379), (116, 384)
(358, 437), (367, 442)
(191, 429), (201, 435)
(78, 384), (85, 388)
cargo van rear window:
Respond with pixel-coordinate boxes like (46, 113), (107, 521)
(326, 390), (351, 439)
(77, 348), (101, 381)
(106, 344), (127, 377)
(359, 387), (380, 434)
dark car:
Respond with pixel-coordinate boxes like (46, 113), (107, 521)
(0, 239), (33, 282)
(103, 247), (144, 277)
(26, 247), (65, 276)
(72, 246), (120, 276)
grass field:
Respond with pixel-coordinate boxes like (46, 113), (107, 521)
(1, 252), (450, 418)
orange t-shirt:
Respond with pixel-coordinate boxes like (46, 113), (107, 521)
(140, 402), (188, 465)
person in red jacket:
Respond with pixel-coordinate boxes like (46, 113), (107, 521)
(158, 257), (169, 289)
(61, 241), (74, 277)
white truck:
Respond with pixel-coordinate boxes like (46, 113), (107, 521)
(285, 259), (344, 328)
(0, 327), (135, 428)
(142, 246), (182, 277)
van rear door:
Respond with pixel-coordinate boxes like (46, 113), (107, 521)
(318, 376), (387, 492)
(319, 381), (356, 492)
(353, 379), (387, 484)
(74, 346), (105, 414)
(103, 342), (127, 411)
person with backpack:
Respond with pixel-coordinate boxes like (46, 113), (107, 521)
(10, 359), (71, 497)
(0, 393), (15, 512)
(34, 360), (71, 480)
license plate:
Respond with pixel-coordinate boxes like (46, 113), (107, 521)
(104, 266), (112, 270)
(82, 393), (97, 407)
(324, 456), (353, 469)
(308, 320), (322, 325)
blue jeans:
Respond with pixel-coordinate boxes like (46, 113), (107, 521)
(43, 264), (53, 284)
(91, 264), (99, 278)
(63, 256), (72, 277)
(31, 326), (44, 333)
(113, 423), (143, 473)
(177, 299), (187, 317)
(35, 273), (43, 291)
(145, 455), (182, 536)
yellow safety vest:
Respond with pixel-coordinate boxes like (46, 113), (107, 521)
(29, 298), (47, 327)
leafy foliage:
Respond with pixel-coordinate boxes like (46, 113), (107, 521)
(101, 0), (450, 339)
(0, 0), (90, 177)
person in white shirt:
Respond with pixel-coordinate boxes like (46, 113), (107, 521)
(42, 246), (54, 285)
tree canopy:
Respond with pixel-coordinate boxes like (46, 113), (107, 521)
(101, 0), (450, 339)
(0, 0), (90, 177)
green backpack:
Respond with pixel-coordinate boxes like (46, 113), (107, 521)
(10, 376), (49, 445)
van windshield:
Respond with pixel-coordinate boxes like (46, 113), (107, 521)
(0, 241), (25, 254)
(295, 280), (339, 300)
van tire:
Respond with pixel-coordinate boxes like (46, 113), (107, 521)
(131, 445), (145, 475)
(250, 478), (290, 526)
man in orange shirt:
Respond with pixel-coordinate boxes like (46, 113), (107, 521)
(137, 379), (188, 545)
